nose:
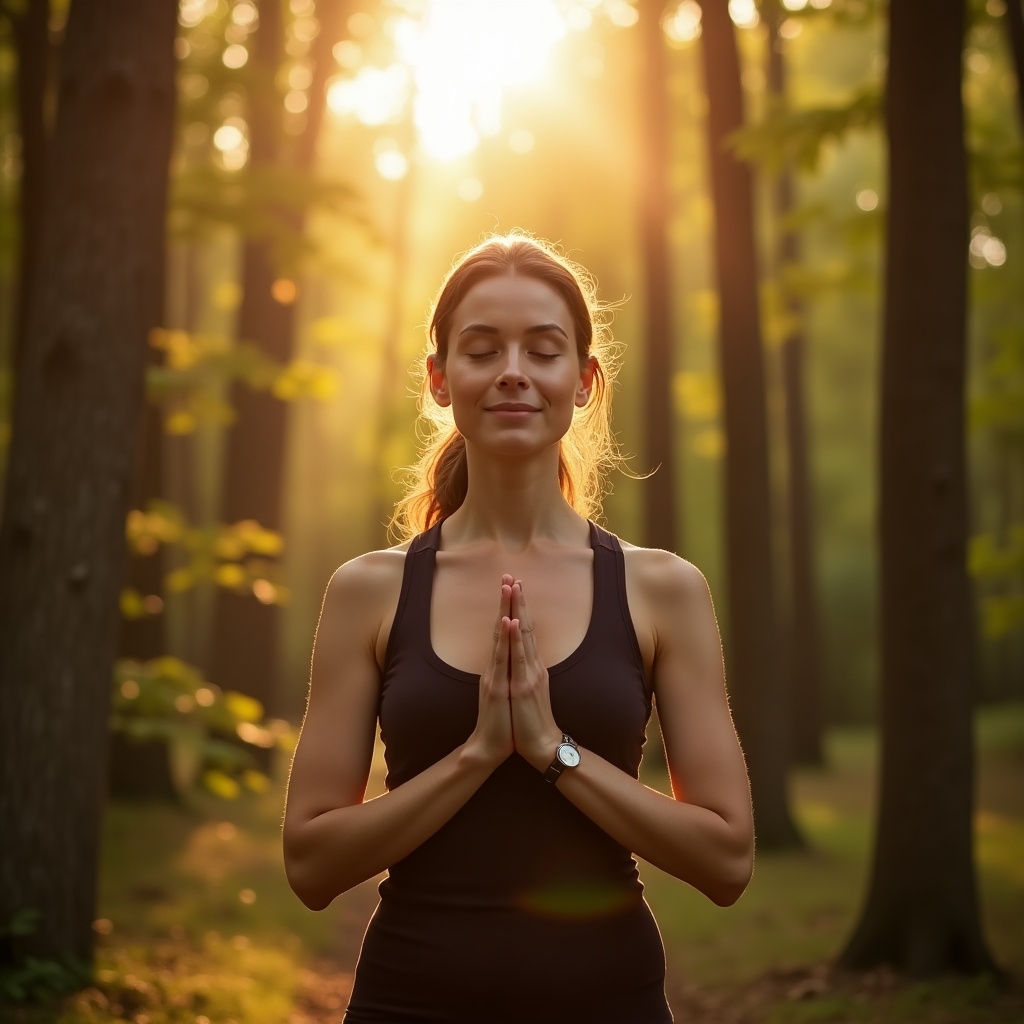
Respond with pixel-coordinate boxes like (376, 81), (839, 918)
(496, 350), (528, 389)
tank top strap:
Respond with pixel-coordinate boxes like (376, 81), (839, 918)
(383, 519), (442, 665)
(588, 521), (646, 676)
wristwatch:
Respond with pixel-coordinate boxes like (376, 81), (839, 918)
(543, 733), (580, 783)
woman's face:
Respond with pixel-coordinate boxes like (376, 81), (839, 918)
(428, 273), (595, 457)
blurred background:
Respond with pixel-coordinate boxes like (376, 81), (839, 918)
(0, 0), (1022, 1021)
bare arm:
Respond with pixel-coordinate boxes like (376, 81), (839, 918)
(282, 557), (515, 911)
(508, 553), (754, 906)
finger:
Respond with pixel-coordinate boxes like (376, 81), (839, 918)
(513, 582), (540, 666)
(493, 582), (512, 638)
(509, 618), (529, 687)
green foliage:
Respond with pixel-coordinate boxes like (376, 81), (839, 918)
(170, 164), (364, 268)
(111, 657), (295, 799)
(124, 498), (289, 606)
(146, 327), (339, 435)
(0, 910), (90, 1005)
(971, 529), (1024, 639)
(730, 87), (882, 174)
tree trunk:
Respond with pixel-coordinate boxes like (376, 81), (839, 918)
(10, 0), (52, 378)
(765, 1), (825, 767)
(697, 0), (802, 849)
(209, 0), (343, 729)
(638, 0), (679, 556)
(1003, 0), (1024, 139)
(839, 0), (997, 975)
(0, 0), (177, 963)
(109, 339), (177, 802)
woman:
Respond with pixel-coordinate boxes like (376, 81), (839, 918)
(283, 234), (754, 1023)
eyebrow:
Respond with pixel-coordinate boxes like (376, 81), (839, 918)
(457, 322), (569, 339)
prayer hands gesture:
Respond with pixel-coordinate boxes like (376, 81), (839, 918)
(466, 576), (563, 773)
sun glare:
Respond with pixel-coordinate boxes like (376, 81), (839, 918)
(329, 0), (568, 162)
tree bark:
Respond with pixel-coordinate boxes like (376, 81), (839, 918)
(765, 1), (825, 767)
(209, 0), (344, 728)
(109, 341), (177, 802)
(839, 0), (997, 975)
(0, 0), (177, 963)
(697, 0), (802, 848)
(10, 0), (52, 378)
(638, 0), (679, 555)
(1003, 0), (1024, 139)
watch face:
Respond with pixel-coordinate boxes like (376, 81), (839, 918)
(557, 743), (580, 768)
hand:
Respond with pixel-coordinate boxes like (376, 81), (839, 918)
(464, 575), (515, 768)
(508, 580), (562, 773)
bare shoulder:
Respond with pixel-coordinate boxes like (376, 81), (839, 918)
(319, 540), (412, 669)
(618, 538), (712, 608)
(324, 541), (410, 608)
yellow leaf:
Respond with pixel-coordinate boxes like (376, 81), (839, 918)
(120, 588), (146, 620)
(215, 563), (247, 589)
(166, 409), (197, 435)
(203, 770), (240, 800)
(243, 770), (270, 793)
(224, 691), (264, 723)
(165, 567), (194, 593)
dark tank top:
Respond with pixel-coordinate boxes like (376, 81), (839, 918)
(344, 520), (673, 1023)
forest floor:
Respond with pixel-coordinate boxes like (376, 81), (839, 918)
(3, 704), (1023, 1024)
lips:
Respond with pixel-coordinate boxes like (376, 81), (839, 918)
(485, 403), (540, 412)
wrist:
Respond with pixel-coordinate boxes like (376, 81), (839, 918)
(532, 731), (577, 777)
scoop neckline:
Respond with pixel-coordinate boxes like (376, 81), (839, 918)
(424, 520), (600, 684)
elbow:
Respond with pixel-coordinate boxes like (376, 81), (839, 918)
(283, 832), (337, 912)
(708, 847), (754, 907)
(284, 855), (331, 912)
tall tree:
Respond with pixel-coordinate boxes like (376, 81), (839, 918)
(209, 0), (344, 727)
(5, 0), (51, 378)
(638, 0), (679, 555)
(0, 0), (177, 962)
(1003, 0), (1024, 137)
(697, 0), (801, 848)
(765, 0), (825, 766)
(839, 0), (997, 974)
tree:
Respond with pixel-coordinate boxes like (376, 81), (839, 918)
(764, 0), (825, 766)
(697, 0), (802, 848)
(839, 0), (997, 975)
(209, 0), (345, 730)
(637, 0), (679, 555)
(1003, 0), (1024, 137)
(0, 0), (178, 963)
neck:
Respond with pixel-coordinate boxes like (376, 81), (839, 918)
(442, 443), (586, 550)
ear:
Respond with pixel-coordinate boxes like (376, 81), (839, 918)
(575, 355), (597, 408)
(427, 354), (451, 407)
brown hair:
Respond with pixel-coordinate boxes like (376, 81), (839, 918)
(390, 232), (624, 540)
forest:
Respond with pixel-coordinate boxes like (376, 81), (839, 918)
(0, 0), (1022, 1021)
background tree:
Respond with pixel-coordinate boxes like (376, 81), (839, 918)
(4, 0), (50, 379)
(209, 0), (346, 732)
(839, 0), (997, 975)
(637, 0), (679, 555)
(697, 0), (801, 848)
(764, 0), (825, 767)
(0, 0), (178, 961)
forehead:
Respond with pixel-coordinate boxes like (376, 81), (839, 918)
(450, 274), (574, 335)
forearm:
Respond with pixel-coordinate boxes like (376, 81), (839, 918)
(551, 747), (753, 906)
(285, 743), (498, 910)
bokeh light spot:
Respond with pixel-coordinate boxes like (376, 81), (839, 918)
(856, 189), (878, 211)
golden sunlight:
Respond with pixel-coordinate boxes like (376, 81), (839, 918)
(329, 0), (569, 162)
